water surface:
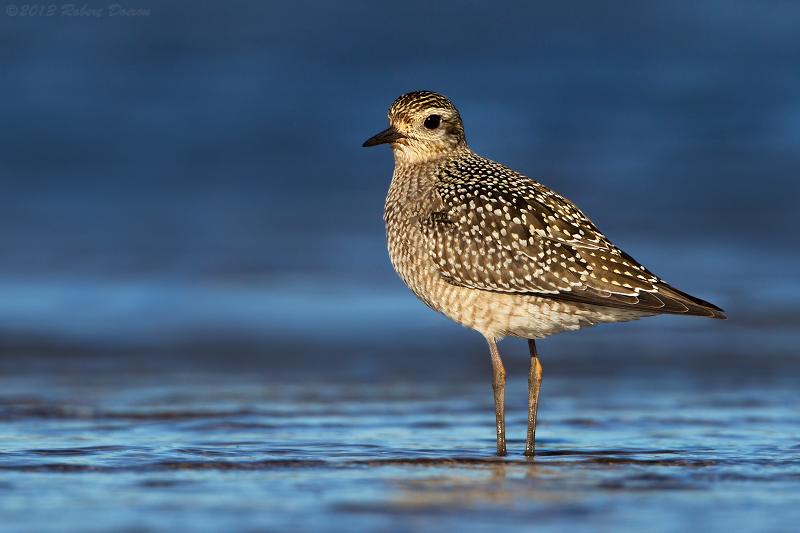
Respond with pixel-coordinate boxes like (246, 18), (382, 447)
(2, 368), (799, 532)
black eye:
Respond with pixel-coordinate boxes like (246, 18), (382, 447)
(424, 114), (441, 129)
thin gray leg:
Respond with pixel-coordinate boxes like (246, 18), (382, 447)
(525, 339), (543, 457)
(488, 337), (506, 457)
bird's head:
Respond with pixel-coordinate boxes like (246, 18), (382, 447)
(363, 91), (467, 164)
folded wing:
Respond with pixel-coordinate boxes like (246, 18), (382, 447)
(420, 156), (726, 319)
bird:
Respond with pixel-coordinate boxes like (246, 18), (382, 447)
(363, 91), (726, 457)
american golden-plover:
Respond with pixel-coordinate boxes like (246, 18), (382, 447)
(363, 91), (726, 457)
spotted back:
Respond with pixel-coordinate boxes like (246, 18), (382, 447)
(420, 153), (724, 316)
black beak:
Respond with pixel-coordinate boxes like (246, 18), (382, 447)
(363, 126), (405, 147)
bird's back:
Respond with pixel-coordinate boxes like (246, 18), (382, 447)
(386, 150), (726, 326)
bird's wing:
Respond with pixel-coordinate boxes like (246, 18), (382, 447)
(420, 155), (725, 317)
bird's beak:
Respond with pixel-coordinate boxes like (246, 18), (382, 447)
(363, 126), (405, 147)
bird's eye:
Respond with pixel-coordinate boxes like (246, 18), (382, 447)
(424, 115), (441, 129)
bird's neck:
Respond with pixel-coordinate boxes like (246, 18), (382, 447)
(390, 143), (470, 166)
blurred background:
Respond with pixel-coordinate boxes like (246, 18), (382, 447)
(1, 0), (798, 381)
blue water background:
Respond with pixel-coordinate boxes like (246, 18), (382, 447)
(1, 1), (800, 531)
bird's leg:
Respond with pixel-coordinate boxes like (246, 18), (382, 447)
(488, 337), (507, 457)
(525, 339), (543, 457)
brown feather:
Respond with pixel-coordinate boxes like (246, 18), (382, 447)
(421, 154), (726, 319)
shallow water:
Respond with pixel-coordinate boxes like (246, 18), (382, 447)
(2, 1), (800, 531)
(2, 369), (799, 532)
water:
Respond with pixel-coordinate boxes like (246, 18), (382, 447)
(2, 1), (800, 530)
(2, 365), (799, 532)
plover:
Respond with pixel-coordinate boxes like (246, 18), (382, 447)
(363, 91), (726, 456)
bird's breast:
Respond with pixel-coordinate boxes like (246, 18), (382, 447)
(383, 164), (448, 307)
